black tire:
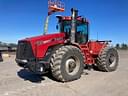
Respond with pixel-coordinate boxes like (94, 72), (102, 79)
(96, 46), (119, 72)
(50, 45), (84, 82)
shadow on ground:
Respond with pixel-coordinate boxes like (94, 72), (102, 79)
(17, 69), (45, 83)
(17, 69), (57, 83)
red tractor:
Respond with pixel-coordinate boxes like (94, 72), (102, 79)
(16, 1), (119, 82)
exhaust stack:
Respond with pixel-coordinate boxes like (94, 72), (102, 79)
(70, 8), (78, 43)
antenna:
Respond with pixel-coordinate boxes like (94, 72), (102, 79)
(44, 0), (65, 35)
(97, 31), (99, 40)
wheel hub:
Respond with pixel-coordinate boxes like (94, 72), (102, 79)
(68, 60), (76, 72)
(65, 57), (80, 76)
(109, 54), (116, 67)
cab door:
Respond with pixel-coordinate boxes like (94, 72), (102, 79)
(76, 23), (88, 44)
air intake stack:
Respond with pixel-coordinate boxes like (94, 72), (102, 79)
(70, 8), (78, 43)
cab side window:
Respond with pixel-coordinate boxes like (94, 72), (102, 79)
(76, 24), (87, 44)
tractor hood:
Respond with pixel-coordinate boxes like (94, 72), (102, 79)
(20, 33), (65, 43)
(18, 33), (65, 58)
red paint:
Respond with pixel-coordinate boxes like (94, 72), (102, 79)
(88, 41), (106, 55)
(61, 16), (89, 23)
(20, 33), (65, 58)
(19, 32), (108, 65)
(19, 33), (108, 65)
(80, 41), (106, 65)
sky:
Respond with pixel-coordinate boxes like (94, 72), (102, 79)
(0, 0), (128, 44)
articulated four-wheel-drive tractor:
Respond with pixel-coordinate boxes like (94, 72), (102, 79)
(16, 1), (119, 82)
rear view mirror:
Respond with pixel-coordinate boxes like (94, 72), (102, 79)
(56, 25), (59, 30)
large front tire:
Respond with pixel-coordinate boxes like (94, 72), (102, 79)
(50, 46), (84, 82)
(96, 46), (119, 72)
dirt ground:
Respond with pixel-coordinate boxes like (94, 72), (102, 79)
(0, 50), (128, 96)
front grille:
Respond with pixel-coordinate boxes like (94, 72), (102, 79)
(16, 41), (35, 60)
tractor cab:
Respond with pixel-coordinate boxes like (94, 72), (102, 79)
(56, 12), (89, 44)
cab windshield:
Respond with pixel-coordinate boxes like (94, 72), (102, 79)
(59, 20), (88, 44)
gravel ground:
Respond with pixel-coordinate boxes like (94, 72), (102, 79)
(0, 50), (128, 96)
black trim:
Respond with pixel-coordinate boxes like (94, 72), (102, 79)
(86, 22), (89, 42)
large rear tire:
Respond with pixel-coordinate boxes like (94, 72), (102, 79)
(50, 45), (84, 82)
(96, 46), (119, 72)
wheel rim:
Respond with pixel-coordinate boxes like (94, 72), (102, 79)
(65, 57), (80, 76)
(108, 53), (116, 67)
